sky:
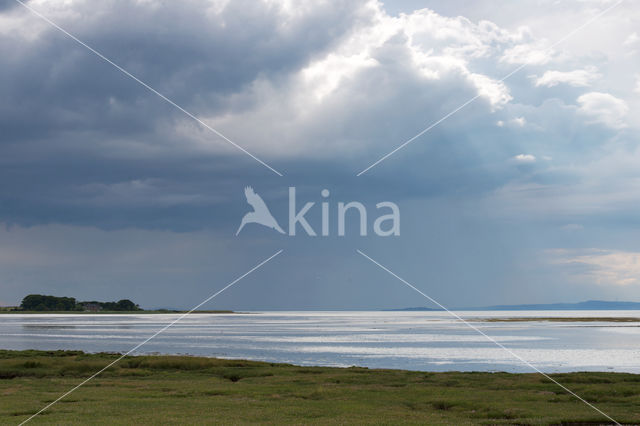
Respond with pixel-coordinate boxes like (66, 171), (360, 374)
(1, 0), (640, 309)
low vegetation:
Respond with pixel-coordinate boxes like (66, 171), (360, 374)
(14, 294), (142, 312)
(0, 350), (638, 424)
(483, 317), (640, 322)
(2, 295), (237, 314)
(0, 309), (235, 315)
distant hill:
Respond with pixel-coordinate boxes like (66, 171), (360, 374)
(390, 300), (640, 311)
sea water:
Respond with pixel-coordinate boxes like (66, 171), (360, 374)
(1, 310), (639, 373)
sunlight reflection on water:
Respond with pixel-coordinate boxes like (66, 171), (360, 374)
(1, 311), (639, 373)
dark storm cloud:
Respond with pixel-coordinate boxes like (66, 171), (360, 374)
(0, 0), (380, 230)
(0, 0), (17, 12)
(0, 0), (367, 140)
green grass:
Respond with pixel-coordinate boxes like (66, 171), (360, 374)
(0, 350), (638, 424)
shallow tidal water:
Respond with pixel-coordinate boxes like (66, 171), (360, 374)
(2, 310), (640, 373)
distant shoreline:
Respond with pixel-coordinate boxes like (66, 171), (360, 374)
(390, 300), (640, 311)
(481, 316), (640, 322)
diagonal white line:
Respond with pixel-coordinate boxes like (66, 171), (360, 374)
(356, 0), (624, 176)
(18, 249), (284, 425)
(356, 249), (620, 425)
(13, 0), (283, 177)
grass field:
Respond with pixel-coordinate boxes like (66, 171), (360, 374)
(483, 317), (640, 322)
(0, 351), (638, 424)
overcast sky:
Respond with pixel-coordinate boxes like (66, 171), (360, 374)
(1, 0), (640, 309)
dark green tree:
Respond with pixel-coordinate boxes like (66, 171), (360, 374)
(20, 295), (78, 311)
(116, 299), (140, 311)
(20, 294), (142, 311)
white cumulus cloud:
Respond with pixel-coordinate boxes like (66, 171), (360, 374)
(501, 42), (553, 65)
(577, 92), (628, 129)
(513, 154), (536, 163)
(534, 67), (600, 87)
(623, 32), (639, 46)
(551, 249), (640, 286)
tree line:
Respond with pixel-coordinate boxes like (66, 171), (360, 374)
(19, 294), (142, 312)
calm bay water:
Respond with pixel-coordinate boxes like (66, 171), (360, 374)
(1, 311), (640, 373)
